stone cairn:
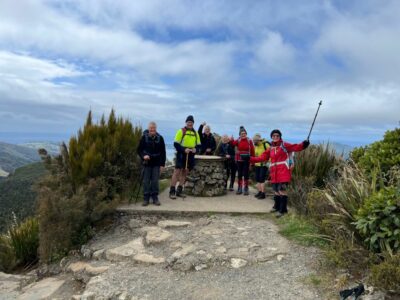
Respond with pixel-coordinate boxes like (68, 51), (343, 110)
(185, 155), (227, 197)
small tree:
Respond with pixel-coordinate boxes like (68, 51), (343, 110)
(37, 110), (142, 262)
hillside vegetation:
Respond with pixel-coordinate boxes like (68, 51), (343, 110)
(289, 128), (400, 294)
(0, 162), (46, 232)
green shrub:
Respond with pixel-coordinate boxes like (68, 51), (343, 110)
(37, 110), (142, 262)
(8, 217), (39, 267)
(0, 235), (16, 272)
(288, 176), (314, 215)
(324, 237), (375, 273)
(292, 143), (341, 188)
(354, 187), (400, 254)
(370, 254), (400, 292)
(351, 128), (400, 180)
(322, 163), (373, 241)
(288, 143), (341, 214)
(0, 217), (39, 271)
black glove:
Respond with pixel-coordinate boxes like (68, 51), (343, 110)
(303, 140), (310, 149)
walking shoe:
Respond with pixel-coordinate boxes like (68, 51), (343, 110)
(169, 187), (176, 200)
(258, 192), (266, 200)
(151, 194), (161, 206)
(254, 191), (262, 198)
(270, 208), (278, 213)
(229, 184), (234, 192)
(275, 212), (284, 218)
(236, 186), (242, 195)
(243, 186), (249, 195)
(143, 194), (150, 206)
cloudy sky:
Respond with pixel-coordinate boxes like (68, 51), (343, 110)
(0, 0), (399, 145)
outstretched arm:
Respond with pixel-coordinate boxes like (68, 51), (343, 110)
(284, 141), (309, 152)
(250, 149), (270, 164)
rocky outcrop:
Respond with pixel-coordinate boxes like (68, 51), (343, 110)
(185, 155), (227, 196)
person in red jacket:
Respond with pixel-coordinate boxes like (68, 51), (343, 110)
(250, 129), (310, 217)
(231, 126), (255, 195)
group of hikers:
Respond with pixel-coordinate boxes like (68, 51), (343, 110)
(137, 115), (310, 218)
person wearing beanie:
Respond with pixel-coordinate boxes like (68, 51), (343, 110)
(198, 122), (216, 155)
(230, 126), (255, 195)
(253, 133), (270, 200)
(250, 129), (310, 217)
(169, 115), (201, 199)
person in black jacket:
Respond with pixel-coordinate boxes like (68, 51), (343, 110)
(198, 122), (216, 155)
(137, 122), (166, 206)
(219, 134), (237, 191)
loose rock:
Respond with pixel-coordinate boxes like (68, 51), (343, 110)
(231, 258), (248, 269)
(157, 220), (192, 228)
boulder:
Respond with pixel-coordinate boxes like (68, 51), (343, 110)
(141, 226), (172, 244)
(68, 261), (109, 276)
(17, 277), (66, 300)
(105, 238), (145, 262)
(134, 253), (165, 264)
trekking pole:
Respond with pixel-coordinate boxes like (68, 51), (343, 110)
(132, 162), (146, 204)
(306, 100), (322, 141)
(129, 164), (141, 203)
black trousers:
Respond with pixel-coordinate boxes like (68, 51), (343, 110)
(143, 166), (160, 196)
(236, 161), (250, 183)
(225, 160), (237, 187)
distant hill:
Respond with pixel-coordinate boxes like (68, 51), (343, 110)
(19, 142), (60, 156)
(0, 141), (41, 173)
(0, 162), (47, 232)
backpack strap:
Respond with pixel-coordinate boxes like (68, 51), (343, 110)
(180, 127), (198, 146)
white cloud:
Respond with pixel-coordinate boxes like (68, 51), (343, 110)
(253, 31), (296, 75)
(0, 0), (399, 146)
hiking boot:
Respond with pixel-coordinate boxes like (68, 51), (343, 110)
(169, 187), (176, 200)
(254, 191), (262, 198)
(176, 185), (185, 198)
(236, 185), (243, 195)
(243, 186), (249, 196)
(258, 192), (266, 200)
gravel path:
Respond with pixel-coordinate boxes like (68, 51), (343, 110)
(78, 214), (323, 299)
(1, 211), (328, 299)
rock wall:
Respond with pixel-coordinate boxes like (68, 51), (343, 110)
(185, 155), (227, 197)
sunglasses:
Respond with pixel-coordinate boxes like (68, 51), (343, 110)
(272, 134), (280, 137)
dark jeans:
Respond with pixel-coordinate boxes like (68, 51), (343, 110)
(143, 166), (160, 196)
(237, 161), (250, 182)
(225, 160), (237, 187)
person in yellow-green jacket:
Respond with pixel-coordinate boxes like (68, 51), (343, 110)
(253, 133), (270, 199)
(169, 115), (201, 199)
